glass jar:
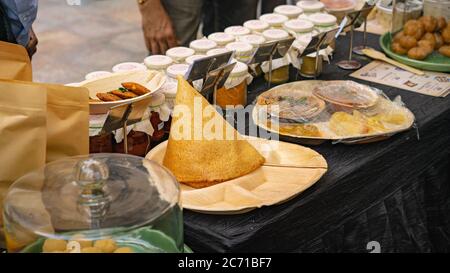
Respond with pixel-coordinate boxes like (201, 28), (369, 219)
(296, 1), (325, 14)
(243, 19), (270, 34)
(206, 47), (232, 56)
(260, 13), (289, 29)
(166, 63), (190, 82)
(224, 25), (251, 37)
(147, 92), (168, 145)
(214, 61), (250, 108)
(166, 47), (195, 63)
(144, 55), (173, 72)
(207, 32), (235, 47)
(299, 53), (323, 78)
(424, 0), (450, 21)
(262, 29), (291, 84)
(112, 62), (147, 73)
(237, 34), (266, 77)
(185, 54), (207, 66)
(189, 39), (217, 54)
(274, 5), (304, 19)
(283, 19), (314, 37)
(113, 130), (150, 156)
(309, 13), (338, 33)
(225, 41), (253, 63)
(3, 154), (184, 253)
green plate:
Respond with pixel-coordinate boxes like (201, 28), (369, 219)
(379, 32), (450, 72)
(21, 227), (192, 253)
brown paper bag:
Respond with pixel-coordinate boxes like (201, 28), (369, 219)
(0, 41), (32, 81)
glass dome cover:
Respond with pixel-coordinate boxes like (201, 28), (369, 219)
(3, 153), (181, 252)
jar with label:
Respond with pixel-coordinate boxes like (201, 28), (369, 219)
(144, 55), (173, 72)
(224, 26), (251, 37)
(274, 5), (304, 19)
(296, 1), (325, 14)
(262, 29), (291, 84)
(215, 61), (252, 109)
(225, 41), (254, 63)
(112, 62), (147, 73)
(208, 32), (235, 47)
(283, 19), (314, 37)
(244, 19), (270, 34)
(260, 13), (289, 29)
(237, 34), (266, 77)
(185, 54), (207, 66)
(189, 39), (217, 54)
(166, 47), (195, 63)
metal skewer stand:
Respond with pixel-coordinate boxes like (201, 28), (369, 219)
(352, 4), (376, 55)
(336, 9), (366, 70)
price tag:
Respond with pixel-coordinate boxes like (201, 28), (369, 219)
(200, 62), (236, 103)
(272, 37), (295, 59)
(185, 51), (234, 82)
(247, 40), (278, 65)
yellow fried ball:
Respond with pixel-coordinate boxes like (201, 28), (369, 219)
(442, 27), (450, 44)
(437, 17), (447, 31)
(399, 35), (417, 49)
(391, 42), (408, 55)
(81, 247), (103, 253)
(403, 20), (424, 40)
(94, 239), (117, 253)
(419, 16), (437, 33)
(42, 239), (67, 253)
(417, 40), (434, 55)
(438, 45), (450, 57)
(70, 234), (93, 249)
(114, 247), (133, 253)
(393, 31), (405, 43)
(434, 33), (444, 49)
(421, 33), (436, 48)
(407, 47), (429, 60)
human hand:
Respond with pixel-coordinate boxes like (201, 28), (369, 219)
(26, 28), (38, 58)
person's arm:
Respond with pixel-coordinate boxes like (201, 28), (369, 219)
(26, 27), (38, 58)
(138, 0), (178, 54)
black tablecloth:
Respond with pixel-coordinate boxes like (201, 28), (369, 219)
(183, 33), (450, 253)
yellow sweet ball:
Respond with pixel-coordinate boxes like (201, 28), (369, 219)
(42, 239), (67, 253)
(93, 239), (117, 253)
(81, 247), (103, 253)
(114, 247), (133, 253)
(70, 234), (93, 248)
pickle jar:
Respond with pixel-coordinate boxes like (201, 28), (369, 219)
(225, 41), (254, 63)
(214, 61), (251, 109)
(144, 55), (173, 72)
(237, 34), (266, 77)
(262, 29), (291, 84)
(3, 154), (185, 253)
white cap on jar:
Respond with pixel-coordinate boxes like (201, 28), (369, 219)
(225, 41), (253, 54)
(206, 47), (233, 56)
(274, 5), (303, 19)
(224, 26), (251, 37)
(296, 1), (325, 13)
(112, 62), (147, 73)
(259, 13), (289, 27)
(166, 47), (195, 62)
(166, 63), (190, 79)
(243, 19), (270, 33)
(189, 39), (217, 53)
(85, 71), (112, 81)
(144, 55), (173, 70)
(185, 54), (207, 65)
(283, 19), (314, 33)
(237, 34), (266, 47)
(229, 61), (249, 77)
(262, 29), (290, 41)
(208, 32), (235, 46)
(308, 13), (337, 27)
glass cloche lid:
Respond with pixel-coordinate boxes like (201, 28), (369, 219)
(3, 153), (180, 252)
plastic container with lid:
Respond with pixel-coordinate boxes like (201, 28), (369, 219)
(243, 19), (270, 34)
(262, 28), (290, 41)
(308, 13), (338, 33)
(224, 26), (251, 37)
(274, 5), (304, 19)
(112, 62), (147, 73)
(207, 32), (235, 47)
(260, 13), (289, 28)
(237, 34), (266, 48)
(206, 47), (233, 56)
(283, 19), (314, 36)
(225, 41), (253, 63)
(3, 154), (185, 253)
(215, 61), (252, 108)
(166, 47), (195, 63)
(85, 71), (113, 81)
(261, 29), (291, 84)
(185, 54), (207, 66)
(166, 63), (190, 82)
(144, 55), (173, 72)
(189, 39), (217, 54)
(296, 1), (325, 14)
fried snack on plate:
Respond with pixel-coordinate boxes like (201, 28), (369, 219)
(419, 16), (437, 33)
(399, 35), (417, 50)
(42, 239), (67, 253)
(438, 45), (450, 57)
(121, 82), (151, 95)
(94, 239), (117, 253)
(328, 111), (368, 137)
(407, 47), (429, 60)
(403, 20), (424, 40)
(421, 33), (436, 48)
(434, 33), (444, 49)
(437, 17), (447, 31)
(96, 93), (122, 102)
(393, 31), (405, 43)
(417, 40), (434, 55)
(279, 124), (322, 137)
(442, 27), (450, 44)
(110, 89), (138, 99)
(391, 42), (407, 55)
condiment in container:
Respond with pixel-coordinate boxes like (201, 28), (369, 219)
(224, 26), (251, 37)
(260, 13), (289, 28)
(309, 13), (338, 33)
(3, 154), (184, 253)
(166, 47), (195, 63)
(189, 39), (217, 54)
(423, 0), (450, 20)
(244, 19), (270, 34)
(262, 29), (291, 84)
(283, 19), (314, 37)
(185, 54), (207, 66)
(85, 71), (112, 81)
(296, 1), (325, 14)
(147, 92), (168, 145)
(206, 47), (232, 56)
(144, 55), (173, 72)
(207, 32), (235, 47)
(113, 130), (150, 156)
(274, 5), (304, 19)
(112, 62), (147, 73)
(225, 41), (253, 63)
(215, 61), (252, 108)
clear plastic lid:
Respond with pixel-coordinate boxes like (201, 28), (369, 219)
(207, 32), (235, 46)
(166, 47), (195, 61)
(283, 19), (314, 33)
(224, 26), (251, 37)
(243, 19), (270, 32)
(166, 64), (190, 79)
(189, 39), (217, 53)
(274, 5), (304, 18)
(260, 13), (289, 27)
(237, 34), (266, 47)
(185, 54), (207, 65)
(308, 13), (337, 27)
(263, 29), (290, 41)
(296, 1), (325, 13)
(144, 55), (173, 70)
(3, 154), (180, 249)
